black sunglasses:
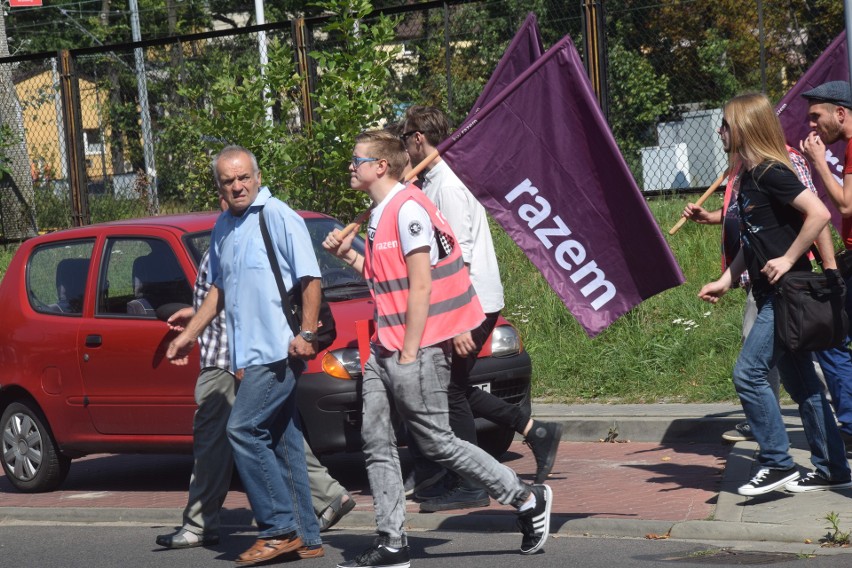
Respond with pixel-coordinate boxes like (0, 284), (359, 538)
(400, 130), (418, 141)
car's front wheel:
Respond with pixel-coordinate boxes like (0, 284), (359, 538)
(1, 402), (71, 493)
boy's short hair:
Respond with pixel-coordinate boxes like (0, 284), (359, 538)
(403, 105), (450, 146)
(355, 130), (408, 180)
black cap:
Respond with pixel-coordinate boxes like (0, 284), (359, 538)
(801, 81), (852, 109)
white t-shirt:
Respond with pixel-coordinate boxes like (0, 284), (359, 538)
(369, 183), (438, 264)
(421, 161), (504, 313)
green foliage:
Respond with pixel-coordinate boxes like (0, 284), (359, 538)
(157, 0), (399, 220)
(696, 30), (740, 107)
(607, 38), (672, 185)
(0, 125), (13, 177)
(822, 511), (851, 546)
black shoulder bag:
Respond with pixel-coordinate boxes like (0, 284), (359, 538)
(258, 206), (337, 352)
(746, 182), (848, 352)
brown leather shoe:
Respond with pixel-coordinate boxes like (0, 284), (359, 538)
(297, 545), (325, 559)
(235, 532), (303, 566)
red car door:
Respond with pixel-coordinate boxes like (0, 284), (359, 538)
(76, 228), (199, 436)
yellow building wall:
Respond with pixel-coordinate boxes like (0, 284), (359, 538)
(14, 71), (113, 185)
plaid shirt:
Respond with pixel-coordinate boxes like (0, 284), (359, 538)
(723, 147), (816, 288)
(196, 251), (230, 372)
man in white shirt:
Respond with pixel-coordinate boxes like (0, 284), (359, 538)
(401, 106), (563, 511)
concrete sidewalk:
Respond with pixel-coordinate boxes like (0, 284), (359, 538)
(2, 403), (851, 551)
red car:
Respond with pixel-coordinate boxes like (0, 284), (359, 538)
(0, 211), (532, 492)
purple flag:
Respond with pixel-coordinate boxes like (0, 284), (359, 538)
(465, 12), (543, 121)
(777, 32), (848, 230)
(440, 36), (684, 337)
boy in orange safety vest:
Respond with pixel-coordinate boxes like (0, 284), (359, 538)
(323, 130), (552, 568)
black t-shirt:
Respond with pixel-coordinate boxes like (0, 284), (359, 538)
(737, 162), (811, 299)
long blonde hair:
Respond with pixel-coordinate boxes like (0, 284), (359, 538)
(724, 93), (793, 175)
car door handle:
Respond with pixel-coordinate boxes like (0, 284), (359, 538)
(85, 335), (102, 347)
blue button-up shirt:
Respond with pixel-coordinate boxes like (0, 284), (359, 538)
(208, 187), (321, 370)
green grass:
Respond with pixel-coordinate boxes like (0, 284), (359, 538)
(0, 193), (746, 403)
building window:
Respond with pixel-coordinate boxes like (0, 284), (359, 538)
(83, 129), (104, 155)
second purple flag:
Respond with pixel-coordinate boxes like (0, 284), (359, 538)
(439, 35), (684, 337)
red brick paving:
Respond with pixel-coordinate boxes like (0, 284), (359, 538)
(0, 441), (729, 522)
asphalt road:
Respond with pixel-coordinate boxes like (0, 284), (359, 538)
(0, 524), (850, 568)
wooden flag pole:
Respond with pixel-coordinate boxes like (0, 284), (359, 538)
(667, 171), (728, 236)
(337, 149), (441, 239)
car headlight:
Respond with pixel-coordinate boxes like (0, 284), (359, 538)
(321, 348), (362, 380)
(490, 325), (523, 357)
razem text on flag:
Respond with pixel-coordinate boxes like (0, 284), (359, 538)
(439, 36), (684, 337)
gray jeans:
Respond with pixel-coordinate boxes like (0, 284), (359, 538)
(361, 344), (530, 548)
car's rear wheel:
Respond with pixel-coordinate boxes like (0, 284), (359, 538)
(1, 402), (71, 493)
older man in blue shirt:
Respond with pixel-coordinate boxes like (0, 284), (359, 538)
(167, 145), (324, 565)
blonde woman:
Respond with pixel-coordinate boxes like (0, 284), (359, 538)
(699, 93), (851, 495)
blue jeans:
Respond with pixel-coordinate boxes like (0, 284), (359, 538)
(226, 359), (321, 545)
(813, 272), (852, 436)
(733, 294), (850, 481)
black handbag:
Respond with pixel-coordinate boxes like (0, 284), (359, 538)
(835, 248), (852, 280)
(773, 269), (848, 352)
(746, 176), (848, 352)
(259, 206), (337, 352)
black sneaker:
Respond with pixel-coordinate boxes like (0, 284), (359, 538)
(419, 484), (490, 512)
(722, 422), (755, 442)
(524, 421), (564, 484)
(413, 472), (457, 502)
(784, 472), (852, 493)
(738, 467), (800, 496)
(337, 545), (410, 568)
(404, 468), (446, 498)
(517, 484), (552, 554)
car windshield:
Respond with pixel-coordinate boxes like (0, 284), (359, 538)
(182, 217), (369, 300)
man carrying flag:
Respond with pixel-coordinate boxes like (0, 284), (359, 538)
(324, 131), (552, 567)
(401, 106), (563, 513)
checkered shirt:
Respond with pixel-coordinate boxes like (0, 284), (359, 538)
(195, 251), (230, 372)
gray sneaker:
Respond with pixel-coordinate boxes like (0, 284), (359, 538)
(722, 421), (754, 442)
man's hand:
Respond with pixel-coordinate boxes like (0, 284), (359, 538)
(800, 131), (827, 164)
(166, 332), (197, 366)
(166, 307), (195, 332)
(453, 331), (477, 357)
(288, 335), (317, 360)
(398, 350), (418, 365)
(323, 228), (356, 258)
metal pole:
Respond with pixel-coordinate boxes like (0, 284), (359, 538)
(846, 0), (852, 93)
(443, 2), (452, 113)
(254, 0), (274, 125)
(51, 57), (69, 179)
(128, 0), (158, 213)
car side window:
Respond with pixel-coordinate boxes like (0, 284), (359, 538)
(97, 237), (193, 318)
(28, 240), (95, 316)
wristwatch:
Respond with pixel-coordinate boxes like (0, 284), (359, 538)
(300, 329), (317, 342)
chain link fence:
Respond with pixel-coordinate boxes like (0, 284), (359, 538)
(0, 0), (845, 240)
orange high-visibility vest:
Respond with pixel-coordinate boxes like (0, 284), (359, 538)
(364, 185), (485, 351)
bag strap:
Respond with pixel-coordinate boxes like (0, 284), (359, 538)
(258, 206), (301, 336)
